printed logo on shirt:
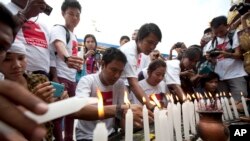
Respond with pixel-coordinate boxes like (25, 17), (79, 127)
(101, 91), (113, 106)
(22, 22), (48, 48)
(72, 40), (78, 56)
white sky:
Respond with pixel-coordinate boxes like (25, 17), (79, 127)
(2, 0), (232, 54)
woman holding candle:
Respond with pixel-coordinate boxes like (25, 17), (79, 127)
(131, 59), (168, 108)
(73, 48), (154, 141)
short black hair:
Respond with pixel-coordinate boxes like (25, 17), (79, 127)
(102, 48), (127, 65)
(120, 35), (130, 42)
(147, 59), (166, 73)
(136, 23), (162, 42)
(210, 16), (227, 29)
(200, 72), (220, 87)
(203, 28), (212, 34)
(182, 45), (202, 61)
(0, 3), (16, 37)
(61, 0), (82, 12)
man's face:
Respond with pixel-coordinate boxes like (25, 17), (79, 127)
(0, 22), (13, 63)
(63, 7), (81, 28)
(212, 24), (228, 38)
(137, 33), (159, 55)
(101, 60), (125, 85)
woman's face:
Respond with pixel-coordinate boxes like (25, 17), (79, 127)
(85, 37), (96, 50)
(147, 66), (166, 86)
(0, 52), (26, 81)
(181, 55), (200, 70)
(204, 78), (219, 93)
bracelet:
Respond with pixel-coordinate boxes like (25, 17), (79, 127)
(17, 11), (28, 23)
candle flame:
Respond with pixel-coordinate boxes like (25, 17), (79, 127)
(142, 97), (146, 104)
(223, 92), (226, 97)
(150, 100), (156, 106)
(170, 95), (174, 103)
(187, 94), (191, 101)
(183, 94), (186, 101)
(196, 93), (200, 99)
(229, 93), (232, 97)
(192, 94), (196, 99)
(208, 92), (213, 98)
(97, 88), (104, 118)
(216, 94), (219, 98)
(176, 95), (179, 101)
(204, 92), (208, 99)
(124, 90), (130, 106)
(241, 92), (243, 96)
(150, 94), (161, 108)
(220, 92), (223, 97)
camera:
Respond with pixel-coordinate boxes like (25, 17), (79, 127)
(11, 0), (53, 16)
(208, 49), (221, 57)
(93, 50), (101, 60)
(230, 2), (250, 15)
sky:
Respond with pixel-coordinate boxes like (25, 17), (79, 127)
(2, 0), (232, 54)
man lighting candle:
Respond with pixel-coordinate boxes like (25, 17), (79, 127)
(72, 48), (153, 140)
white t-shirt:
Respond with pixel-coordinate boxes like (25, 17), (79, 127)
(120, 41), (149, 86)
(50, 26), (78, 82)
(7, 2), (51, 73)
(131, 79), (167, 106)
(204, 32), (247, 80)
(165, 60), (181, 85)
(75, 73), (125, 140)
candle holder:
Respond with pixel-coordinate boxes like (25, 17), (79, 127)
(196, 111), (229, 141)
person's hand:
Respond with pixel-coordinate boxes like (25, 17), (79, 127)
(21, 0), (47, 19)
(181, 69), (195, 77)
(33, 81), (55, 103)
(122, 104), (144, 128)
(84, 50), (95, 58)
(0, 80), (48, 141)
(66, 56), (84, 71)
(57, 91), (69, 101)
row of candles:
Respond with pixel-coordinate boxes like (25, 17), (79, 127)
(92, 90), (249, 141)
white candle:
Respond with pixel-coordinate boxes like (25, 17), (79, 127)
(224, 97), (234, 120)
(173, 103), (182, 141)
(199, 98), (205, 111)
(188, 101), (196, 134)
(194, 99), (199, 124)
(159, 110), (170, 141)
(143, 105), (150, 141)
(230, 96), (239, 119)
(182, 101), (190, 140)
(167, 103), (174, 141)
(241, 94), (250, 117)
(154, 107), (161, 141)
(125, 109), (133, 141)
(93, 122), (108, 141)
(221, 97), (229, 120)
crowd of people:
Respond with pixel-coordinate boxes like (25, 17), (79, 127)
(0, 0), (250, 141)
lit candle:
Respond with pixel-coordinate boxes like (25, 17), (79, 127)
(187, 95), (196, 134)
(182, 94), (190, 140)
(154, 107), (160, 141)
(229, 93), (239, 119)
(124, 91), (133, 141)
(220, 96), (229, 120)
(173, 103), (182, 141)
(241, 92), (250, 117)
(93, 89), (108, 141)
(223, 93), (234, 120)
(199, 94), (205, 111)
(142, 97), (150, 141)
(194, 99), (199, 124)
(167, 99), (174, 141)
(159, 110), (170, 141)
